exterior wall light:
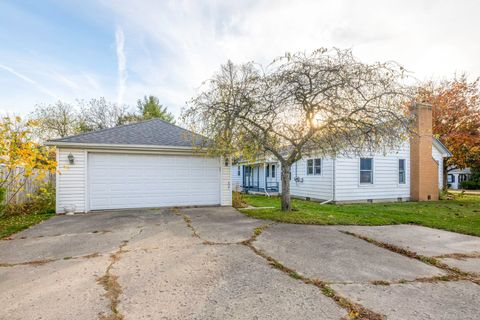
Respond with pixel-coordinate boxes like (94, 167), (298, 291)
(68, 153), (75, 165)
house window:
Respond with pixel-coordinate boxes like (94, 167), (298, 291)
(237, 166), (241, 176)
(447, 174), (455, 183)
(307, 159), (313, 175)
(307, 158), (321, 175)
(459, 174), (468, 183)
(266, 165), (269, 177)
(360, 158), (373, 184)
(314, 158), (321, 175)
(399, 159), (406, 184)
(271, 165), (275, 177)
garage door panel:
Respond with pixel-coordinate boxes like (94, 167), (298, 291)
(88, 153), (221, 210)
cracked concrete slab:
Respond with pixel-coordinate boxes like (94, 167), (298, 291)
(338, 225), (480, 256)
(331, 281), (480, 320)
(438, 257), (480, 274)
(2, 206), (479, 320)
(180, 207), (267, 243)
(10, 208), (173, 239)
(254, 224), (445, 283)
(115, 243), (346, 320)
(0, 256), (110, 320)
(0, 228), (139, 264)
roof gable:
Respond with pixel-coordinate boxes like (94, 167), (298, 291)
(432, 138), (453, 157)
(47, 119), (206, 148)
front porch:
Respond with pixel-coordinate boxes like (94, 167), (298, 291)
(241, 162), (280, 194)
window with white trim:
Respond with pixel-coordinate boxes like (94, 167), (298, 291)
(307, 158), (321, 175)
(360, 158), (373, 184)
(266, 165), (269, 177)
(237, 166), (241, 176)
(447, 174), (455, 183)
(399, 159), (406, 184)
(271, 165), (275, 177)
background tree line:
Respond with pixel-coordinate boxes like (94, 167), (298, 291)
(418, 75), (480, 189)
(29, 95), (175, 141)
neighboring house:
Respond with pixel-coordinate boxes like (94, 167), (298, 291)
(46, 119), (232, 213)
(232, 103), (452, 203)
(447, 168), (471, 189)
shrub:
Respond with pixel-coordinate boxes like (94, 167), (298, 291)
(460, 181), (480, 190)
(0, 187), (5, 215)
(232, 191), (247, 208)
(4, 182), (55, 216)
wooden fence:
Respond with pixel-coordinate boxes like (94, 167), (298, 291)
(1, 167), (55, 204)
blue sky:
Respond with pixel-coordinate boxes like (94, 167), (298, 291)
(1, 0), (480, 118)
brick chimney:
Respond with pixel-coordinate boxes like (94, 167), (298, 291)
(410, 102), (439, 201)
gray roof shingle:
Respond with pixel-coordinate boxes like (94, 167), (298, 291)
(48, 119), (206, 148)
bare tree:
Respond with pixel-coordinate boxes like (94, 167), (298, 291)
(29, 101), (78, 140)
(78, 97), (129, 132)
(186, 49), (412, 211)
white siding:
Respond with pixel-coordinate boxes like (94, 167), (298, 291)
(56, 148), (229, 213)
(221, 157), (232, 206)
(56, 148), (86, 213)
(432, 144), (444, 190)
(334, 144), (411, 202)
(290, 157), (334, 200)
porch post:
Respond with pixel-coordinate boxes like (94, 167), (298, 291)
(264, 163), (267, 193)
(257, 165), (260, 190)
(242, 165), (245, 189)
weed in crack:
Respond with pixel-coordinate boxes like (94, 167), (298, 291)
(434, 252), (480, 260)
(0, 252), (104, 268)
(97, 240), (128, 320)
(243, 239), (384, 320)
(341, 231), (480, 284)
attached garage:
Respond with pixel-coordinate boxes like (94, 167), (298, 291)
(47, 119), (232, 213)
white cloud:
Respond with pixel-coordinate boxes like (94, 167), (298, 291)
(115, 25), (127, 107)
(98, 0), (480, 117)
(2, 0), (480, 117)
(0, 63), (59, 100)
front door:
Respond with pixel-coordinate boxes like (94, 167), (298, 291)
(244, 166), (254, 188)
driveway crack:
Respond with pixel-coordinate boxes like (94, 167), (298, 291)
(341, 230), (480, 285)
(97, 227), (143, 320)
(242, 224), (384, 320)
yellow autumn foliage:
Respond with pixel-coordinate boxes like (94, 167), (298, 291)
(0, 116), (57, 205)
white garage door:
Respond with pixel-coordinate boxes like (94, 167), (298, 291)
(88, 153), (221, 210)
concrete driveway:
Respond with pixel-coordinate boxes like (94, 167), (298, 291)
(1, 207), (479, 320)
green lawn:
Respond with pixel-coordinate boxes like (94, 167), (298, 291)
(0, 213), (54, 239)
(240, 194), (480, 237)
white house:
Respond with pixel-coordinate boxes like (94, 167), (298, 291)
(447, 168), (471, 189)
(47, 119), (232, 213)
(232, 103), (452, 203)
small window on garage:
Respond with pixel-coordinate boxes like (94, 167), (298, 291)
(399, 159), (406, 184)
(360, 158), (373, 184)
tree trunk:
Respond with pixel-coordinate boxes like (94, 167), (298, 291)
(280, 164), (291, 211)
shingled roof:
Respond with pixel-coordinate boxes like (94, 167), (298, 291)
(47, 119), (206, 148)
